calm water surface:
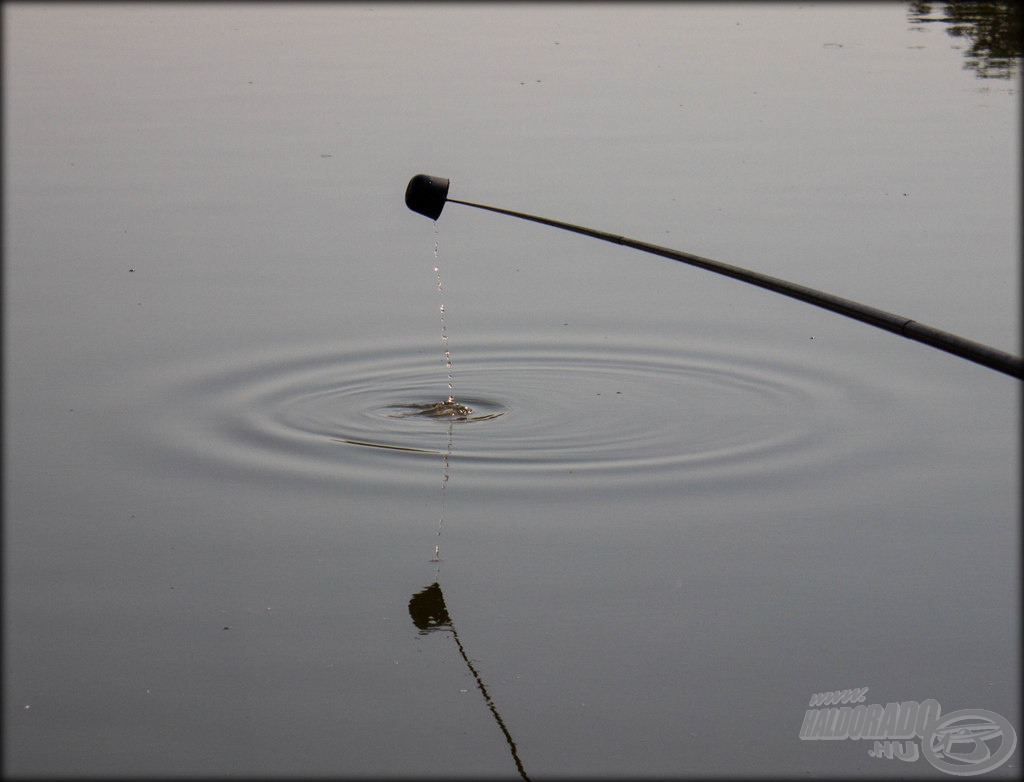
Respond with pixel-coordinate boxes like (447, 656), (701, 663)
(4, 3), (1019, 777)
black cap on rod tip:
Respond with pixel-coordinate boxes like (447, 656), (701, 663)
(405, 174), (450, 220)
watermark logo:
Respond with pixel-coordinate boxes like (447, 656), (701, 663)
(922, 710), (1017, 777)
(799, 688), (1016, 776)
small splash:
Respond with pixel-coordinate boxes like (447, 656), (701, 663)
(383, 399), (506, 422)
(411, 400), (474, 418)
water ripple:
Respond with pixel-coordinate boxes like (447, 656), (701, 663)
(142, 334), (887, 495)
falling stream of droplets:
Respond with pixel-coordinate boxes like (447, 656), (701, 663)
(433, 223), (455, 405)
(432, 222), (453, 563)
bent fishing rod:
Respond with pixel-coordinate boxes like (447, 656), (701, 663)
(405, 174), (1022, 380)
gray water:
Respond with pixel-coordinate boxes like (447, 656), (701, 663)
(4, 3), (1020, 778)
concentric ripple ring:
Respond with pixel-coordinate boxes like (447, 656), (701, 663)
(140, 334), (888, 495)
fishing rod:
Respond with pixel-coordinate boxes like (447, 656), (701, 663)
(405, 174), (1022, 380)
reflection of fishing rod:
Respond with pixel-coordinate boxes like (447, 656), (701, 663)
(409, 583), (530, 781)
(406, 174), (1023, 380)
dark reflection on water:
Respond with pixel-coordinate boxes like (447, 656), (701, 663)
(908, 1), (1023, 78)
(409, 583), (454, 635)
(409, 583), (530, 781)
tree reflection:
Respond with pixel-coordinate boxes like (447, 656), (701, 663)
(409, 583), (530, 780)
(908, 2), (1023, 78)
